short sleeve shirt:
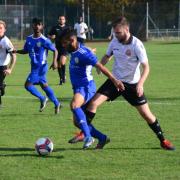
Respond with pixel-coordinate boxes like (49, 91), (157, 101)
(69, 43), (98, 88)
(23, 34), (56, 68)
(74, 22), (88, 39)
(106, 36), (148, 84)
(0, 36), (14, 66)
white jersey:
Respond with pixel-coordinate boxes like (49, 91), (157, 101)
(74, 22), (88, 39)
(110, 27), (116, 39)
(0, 36), (14, 66)
(106, 36), (148, 84)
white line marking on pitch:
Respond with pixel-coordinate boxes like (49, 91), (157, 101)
(4, 95), (178, 106)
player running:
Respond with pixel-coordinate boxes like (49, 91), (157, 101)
(16, 18), (60, 114)
(48, 15), (70, 85)
(69, 16), (175, 150)
(0, 20), (16, 107)
(85, 16), (175, 150)
(60, 28), (124, 149)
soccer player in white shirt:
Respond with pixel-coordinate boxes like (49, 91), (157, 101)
(84, 16), (175, 150)
(0, 20), (16, 107)
(108, 27), (115, 40)
(74, 16), (88, 44)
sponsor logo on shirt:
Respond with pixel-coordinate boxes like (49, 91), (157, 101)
(37, 42), (41, 47)
(74, 57), (79, 64)
(125, 49), (131, 56)
(113, 48), (119, 51)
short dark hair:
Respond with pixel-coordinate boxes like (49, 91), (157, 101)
(112, 16), (129, 28)
(59, 28), (77, 42)
(58, 15), (66, 18)
(32, 17), (43, 24)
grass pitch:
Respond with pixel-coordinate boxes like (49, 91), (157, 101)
(0, 41), (180, 180)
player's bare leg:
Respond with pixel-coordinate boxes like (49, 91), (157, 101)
(87, 93), (109, 113)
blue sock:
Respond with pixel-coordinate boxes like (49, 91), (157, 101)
(42, 86), (59, 107)
(88, 124), (106, 142)
(73, 108), (91, 138)
(25, 85), (44, 101)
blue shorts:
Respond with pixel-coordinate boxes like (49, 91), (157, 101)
(26, 64), (48, 84)
(73, 80), (96, 106)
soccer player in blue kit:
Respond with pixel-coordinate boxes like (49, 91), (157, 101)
(16, 18), (60, 114)
(60, 29), (125, 149)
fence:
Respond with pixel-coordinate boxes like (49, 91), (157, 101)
(0, 5), (43, 40)
(148, 29), (180, 40)
(0, 1), (180, 41)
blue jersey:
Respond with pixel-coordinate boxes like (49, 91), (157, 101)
(69, 43), (98, 88)
(23, 34), (56, 69)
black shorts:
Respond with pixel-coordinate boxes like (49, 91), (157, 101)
(97, 79), (147, 106)
(0, 66), (7, 87)
(57, 48), (68, 61)
(77, 37), (85, 44)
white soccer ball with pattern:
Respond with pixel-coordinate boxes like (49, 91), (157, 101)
(35, 137), (53, 156)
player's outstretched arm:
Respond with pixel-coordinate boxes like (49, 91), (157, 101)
(96, 54), (112, 74)
(15, 49), (28, 54)
(95, 62), (125, 91)
(50, 49), (58, 70)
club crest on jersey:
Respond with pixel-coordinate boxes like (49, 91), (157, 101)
(125, 49), (131, 56)
(36, 42), (41, 47)
(74, 57), (79, 64)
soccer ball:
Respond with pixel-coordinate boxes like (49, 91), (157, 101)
(35, 137), (53, 156)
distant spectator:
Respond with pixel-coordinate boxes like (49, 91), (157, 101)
(74, 16), (88, 44)
(108, 27), (115, 40)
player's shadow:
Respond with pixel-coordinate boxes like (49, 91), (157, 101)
(0, 113), (49, 117)
(54, 147), (84, 152)
(148, 97), (180, 102)
(0, 147), (64, 159)
(104, 147), (161, 150)
(0, 147), (34, 151)
(53, 147), (162, 152)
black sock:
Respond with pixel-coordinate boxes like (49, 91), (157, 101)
(61, 65), (66, 82)
(58, 67), (62, 81)
(0, 95), (2, 105)
(85, 110), (96, 124)
(148, 119), (165, 142)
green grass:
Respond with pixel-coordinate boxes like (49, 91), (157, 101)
(0, 41), (180, 180)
